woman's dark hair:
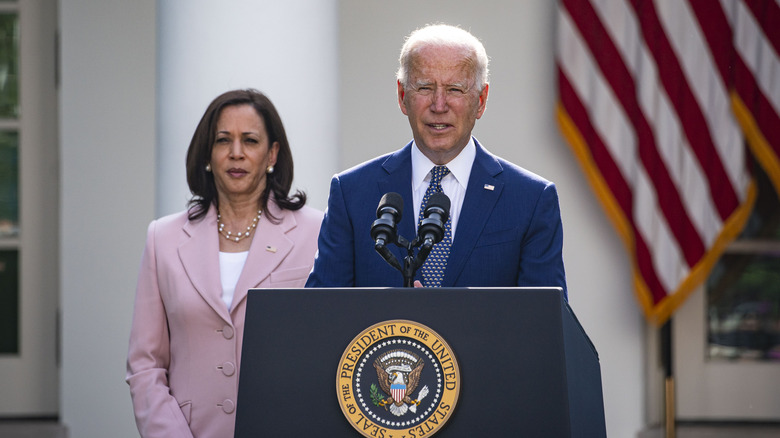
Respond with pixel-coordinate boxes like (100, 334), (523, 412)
(185, 89), (306, 221)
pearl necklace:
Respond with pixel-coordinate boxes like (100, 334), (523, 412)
(217, 209), (262, 242)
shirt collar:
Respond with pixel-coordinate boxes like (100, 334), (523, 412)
(411, 137), (475, 191)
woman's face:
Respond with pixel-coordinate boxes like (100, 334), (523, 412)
(209, 104), (279, 205)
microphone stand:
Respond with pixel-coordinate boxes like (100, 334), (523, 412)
(375, 234), (433, 287)
(372, 192), (448, 287)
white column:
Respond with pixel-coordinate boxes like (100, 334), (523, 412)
(60, 1), (156, 437)
(157, 0), (339, 215)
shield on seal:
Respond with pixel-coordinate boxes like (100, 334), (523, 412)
(390, 382), (406, 404)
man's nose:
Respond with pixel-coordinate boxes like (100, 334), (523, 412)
(430, 89), (449, 112)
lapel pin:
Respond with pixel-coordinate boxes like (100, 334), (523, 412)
(266, 245), (277, 253)
(483, 184), (495, 191)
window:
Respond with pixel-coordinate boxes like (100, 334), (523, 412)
(707, 162), (780, 362)
(0, 5), (18, 354)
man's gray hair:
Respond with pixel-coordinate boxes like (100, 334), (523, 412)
(397, 24), (489, 91)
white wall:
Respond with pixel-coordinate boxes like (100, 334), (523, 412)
(338, 1), (645, 437)
(58, 1), (645, 437)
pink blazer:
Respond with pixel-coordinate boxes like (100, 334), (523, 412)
(126, 202), (323, 438)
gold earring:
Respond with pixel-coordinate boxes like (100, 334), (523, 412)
(266, 165), (274, 174)
(205, 163), (212, 172)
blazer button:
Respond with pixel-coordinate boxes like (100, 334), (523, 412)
(220, 325), (234, 339)
(219, 361), (236, 376)
(219, 399), (235, 414)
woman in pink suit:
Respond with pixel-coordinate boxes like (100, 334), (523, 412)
(126, 89), (323, 438)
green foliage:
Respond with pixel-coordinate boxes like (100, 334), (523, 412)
(370, 384), (386, 407)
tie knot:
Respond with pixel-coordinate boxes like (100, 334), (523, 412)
(430, 166), (450, 185)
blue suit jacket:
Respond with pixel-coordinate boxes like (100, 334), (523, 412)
(306, 139), (567, 298)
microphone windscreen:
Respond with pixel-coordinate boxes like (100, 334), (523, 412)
(427, 192), (450, 212)
(378, 192), (404, 216)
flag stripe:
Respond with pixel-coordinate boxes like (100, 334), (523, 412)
(690, 1), (734, 86)
(563, 0), (706, 268)
(629, 0), (741, 219)
(558, 72), (632, 218)
(559, 2), (689, 297)
(558, 5), (688, 297)
(732, 0), (780, 194)
(735, 58), (780, 154)
(687, 2), (753, 201)
(556, 0), (776, 324)
(596, 0), (728, 252)
(557, 73), (668, 305)
(557, 10), (673, 304)
(744, 0), (780, 57)
(736, 1), (780, 126)
(735, 1), (780, 155)
(667, 2), (752, 206)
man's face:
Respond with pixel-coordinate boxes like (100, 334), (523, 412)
(398, 45), (488, 165)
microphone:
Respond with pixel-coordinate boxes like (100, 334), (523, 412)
(371, 192), (404, 249)
(418, 192), (450, 247)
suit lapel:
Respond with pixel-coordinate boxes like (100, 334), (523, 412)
(230, 201), (295, 315)
(179, 207), (231, 323)
(377, 142), (416, 261)
(444, 140), (504, 286)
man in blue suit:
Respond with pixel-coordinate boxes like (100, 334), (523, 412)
(306, 24), (567, 298)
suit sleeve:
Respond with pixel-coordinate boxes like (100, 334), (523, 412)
(305, 174), (356, 287)
(126, 221), (195, 438)
(517, 182), (568, 299)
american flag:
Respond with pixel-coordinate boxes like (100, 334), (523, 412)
(556, 0), (780, 325)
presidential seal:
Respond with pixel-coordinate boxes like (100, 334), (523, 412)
(337, 320), (460, 438)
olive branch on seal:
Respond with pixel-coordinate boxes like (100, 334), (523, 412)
(370, 384), (386, 407)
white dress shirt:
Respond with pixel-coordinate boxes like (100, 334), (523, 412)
(411, 138), (476, 238)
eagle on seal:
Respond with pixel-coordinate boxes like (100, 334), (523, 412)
(374, 357), (424, 409)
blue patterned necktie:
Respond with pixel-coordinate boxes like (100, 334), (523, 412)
(418, 166), (452, 287)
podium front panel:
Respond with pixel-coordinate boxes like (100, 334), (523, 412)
(235, 287), (605, 437)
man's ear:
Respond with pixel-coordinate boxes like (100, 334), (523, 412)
(397, 80), (408, 116)
(476, 83), (489, 119)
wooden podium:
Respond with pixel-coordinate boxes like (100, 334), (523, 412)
(235, 287), (606, 437)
